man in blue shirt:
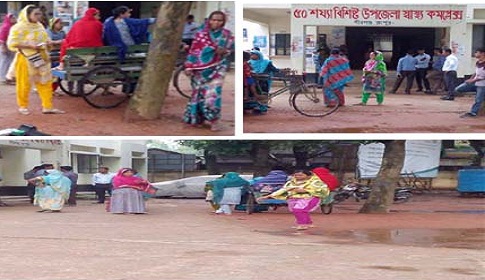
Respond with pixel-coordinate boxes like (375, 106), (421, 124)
(389, 49), (417, 94)
(426, 47), (446, 94)
(415, 47), (432, 93)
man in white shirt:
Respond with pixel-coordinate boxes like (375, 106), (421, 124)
(92, 167), (114, 204)
(441, 47), (459, 101)
(459, 48), (485, 117)
(414, 47), (432, 93)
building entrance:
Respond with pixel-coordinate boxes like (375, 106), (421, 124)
(346, 27), (437, 70)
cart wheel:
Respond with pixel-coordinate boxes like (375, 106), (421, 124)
(58, 78), (99, 97)
(321, 203), (333, 215)
(80, 66), (132, 109)
(172, 64), (191, 99)
(246, 194), (256, 215)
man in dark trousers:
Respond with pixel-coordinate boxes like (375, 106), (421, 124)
(389, 49), (418, 95)
(92, 167), (114, 204)
(61, 166), (78, 206)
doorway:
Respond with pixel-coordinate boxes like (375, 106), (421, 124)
(346, 27), (436, 70)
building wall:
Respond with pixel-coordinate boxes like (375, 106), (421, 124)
(246, 4), (481, 75)
(0, 140), (147, 188)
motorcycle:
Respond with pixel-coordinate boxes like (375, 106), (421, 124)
(331, 182), (413, 204)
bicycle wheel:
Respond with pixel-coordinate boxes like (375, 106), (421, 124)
(80, 66), (132, 109)
(172, 65), (191, 99)
(291, 85), (340, 117)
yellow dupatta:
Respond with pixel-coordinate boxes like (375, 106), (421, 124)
(7, 5), (52, 84)
(270, 175), (329, 200)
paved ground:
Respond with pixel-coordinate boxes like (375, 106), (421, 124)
(0, 192), (483, 280)
(244, 72), (485, 133)
(0, 71), (235, 136)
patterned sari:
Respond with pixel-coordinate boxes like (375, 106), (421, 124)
(183, 23), (234, 125)
(320, 54), (353, 106)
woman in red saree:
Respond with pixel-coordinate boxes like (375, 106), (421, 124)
(59, 8), (103, 68)
(110, 168), (155, 214)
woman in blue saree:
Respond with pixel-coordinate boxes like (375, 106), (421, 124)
(183, 11), (234, 131)
(28, 169), (71, 212)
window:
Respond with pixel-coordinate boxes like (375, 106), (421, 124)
(275, 34), (291, 56)
(77, 154), (98, 174)
(472, 25), (485, 54)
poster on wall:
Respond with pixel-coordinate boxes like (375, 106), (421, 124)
(253, 36), (267, 48)
(291, 36), (304, 56)
(54, 1), (88, 32)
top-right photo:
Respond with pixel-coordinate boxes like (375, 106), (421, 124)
(243, 3), (485, 133)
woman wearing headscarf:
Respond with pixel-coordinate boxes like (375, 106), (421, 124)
(183, 11), (234, 131)
(0, 14), (16, 84)
(360, 51), (387, 105)
(27, 169), (71, 212)
(103, 6), (155, 59)
(47, 17), (65, 44)
(258, 170), (329, 230)
(248, 49), (279, 93)
(7, 5), (65, 115)
(319, 48), (354, 106)
(110, 168), (156, 214)
(47, 17), (65, 70)
(58, 8), (103, 69)
(206, 172), (249, 215)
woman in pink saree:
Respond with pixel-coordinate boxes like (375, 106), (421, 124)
(110, 168), (156, 214)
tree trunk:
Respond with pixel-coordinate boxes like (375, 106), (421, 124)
(251, 142), (271, 177)
(204, 150), (220, 175)
(359, 140), (405, 214)
(124, 2), (192, 121)
(293, 144), (308, 170)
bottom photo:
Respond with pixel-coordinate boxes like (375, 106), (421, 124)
(0, 139), (483, 279)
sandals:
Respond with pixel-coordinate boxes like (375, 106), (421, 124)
(18, 108), (30, 115)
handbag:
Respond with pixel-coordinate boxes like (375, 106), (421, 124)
(20, 49), (47, 68)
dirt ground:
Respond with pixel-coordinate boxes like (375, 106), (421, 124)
(0, 72), (235, 136)
(0, 191), (484, 280)
(244, 73), (485, 133)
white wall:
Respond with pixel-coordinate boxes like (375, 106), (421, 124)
(242, 19), (269, 56)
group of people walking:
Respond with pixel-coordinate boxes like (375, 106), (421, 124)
(23, 165), (155, 214)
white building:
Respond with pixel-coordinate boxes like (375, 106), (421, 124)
(244, 3), (485, 77)
(0, 140), (147, 188)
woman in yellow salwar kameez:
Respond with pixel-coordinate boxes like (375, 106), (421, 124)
(7, 5), (65, 115)
(258, 170), (329, 230)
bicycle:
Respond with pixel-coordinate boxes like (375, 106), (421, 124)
(252, 70), (341, 117)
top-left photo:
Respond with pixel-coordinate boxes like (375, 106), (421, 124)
(0, 1), (235, 136)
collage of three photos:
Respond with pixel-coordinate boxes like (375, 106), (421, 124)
(0, 1), (484, 279)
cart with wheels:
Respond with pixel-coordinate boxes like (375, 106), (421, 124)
(51, 44), (148, 109)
